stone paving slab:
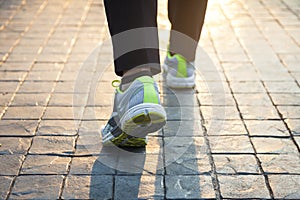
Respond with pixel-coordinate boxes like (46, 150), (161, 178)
(0, 0), (300, 199)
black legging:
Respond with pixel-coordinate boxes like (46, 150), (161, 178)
(104, 0), (208, 76)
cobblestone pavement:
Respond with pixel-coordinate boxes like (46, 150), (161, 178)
(0, 0), (300, 199)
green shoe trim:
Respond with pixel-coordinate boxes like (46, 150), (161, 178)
(167, 51), (188, 78)
(111, 132), (147, 147)
(137, 76), (159, 104)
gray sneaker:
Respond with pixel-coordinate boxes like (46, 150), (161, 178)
(102, 76), (166, 147)
(163, 52), (195, 88)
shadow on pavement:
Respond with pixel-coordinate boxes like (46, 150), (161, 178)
(89, 75), (210, 199)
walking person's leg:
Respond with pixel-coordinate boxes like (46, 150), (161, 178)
(104, 0), (160, 77)
(164, 0), (208, 88)
(102, 0), (166, 147)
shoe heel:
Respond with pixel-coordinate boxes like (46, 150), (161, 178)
(121, 103), (166, 137)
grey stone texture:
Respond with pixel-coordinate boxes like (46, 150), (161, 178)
(0, 0), (300, 199)
(269, 175), (300, 199)
(10, 175), (63, 199)
(218, 175), (270, 199)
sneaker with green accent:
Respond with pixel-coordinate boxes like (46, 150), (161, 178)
(163, 52), (195, 88)
(102, 76), (166, 147)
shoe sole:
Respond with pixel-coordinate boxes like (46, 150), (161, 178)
(102, 123), (148, 148)
(111, 134), (148, 147)
(120, 103), (167, 138)
(163, 63), (195, 88)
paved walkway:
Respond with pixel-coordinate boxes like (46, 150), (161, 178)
(0, 0), (300, 199)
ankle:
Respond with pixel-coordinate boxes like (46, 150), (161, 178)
(120, 67), (153, 91)
(123, 67), (152, 77)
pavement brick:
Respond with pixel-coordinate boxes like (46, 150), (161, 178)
(75, 131), (103, 156)
(141, 154), (164, 175)
(70, 156), (115, 175)
(269, 175), (300, 199)
(218, 175), (270, 199)
(0, 82), (20, 93)
(239, 105), (280, 120)
(165, 107), (201, 121)
(143, 136), (163, 155)
(259, 70), (295, 81)
(206, 120), (246, 136)
(0, 71), (25, 81)
(0, 176), (13, 200)
(3, 106), (44, 120)
(277, 106), (300, 119)
(43, 106), (78, 120)
(0, 137), (32, 155)
(26, 71), (59, 81)
(208, 136), (254, 153)
(165, 175), (215, 199)
(29, 136), (75, 155)
(0, 120), (38, 136)
(252, 137), (299, 154)
(63, 175), (113, 200)
(213, 154), (260, 174)
(82, 106), (112, 120)
(48, 93), (88, 106)
(292, 72), (300, 81)
(200, 106), (241, 120)
(115, 175), (164, 199)
(162, 94), (198, 107)
(53, 81), (81, 93)
(9, 175), (63, 199)
(163, 120), (203, 137)
(0, 154), (24, 175)
(196, 81), (231, 94)
(294, 137), (300, 147)
(258, 154), (300, 174)
(234, 93), (272, 106)
(21, 155), (71, 175)
(31, 62), (63, 72)
(115, 153), (148, 175)
(264, 81), (300, 93)
(0, 93), (13, 106)
(166, 155), (211, 175)
(229, 81), (266, 93)
(87, 93), (114, 106)
(0, 62), (32, 71)
(244, 120), (290, 137)
(37, 119), (78, 136)
(285, 119), (300, 135)
(0, 0), (300, 199)
(11, 93), (49, 106)
(164, 137), (208, 159)
(18, 81), (54, 93)
(197, 93), (236, 106)
(135, 175), (164, 199)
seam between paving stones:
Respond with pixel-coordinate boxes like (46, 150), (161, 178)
(219, 0), (300, 195)
(4, 1), (73, 199)
(41, 0), (97, 198)
(1, 1), (50, 198)
(271, 0), (300, 46)
(258, 0), (299, 46)
(259, 0), (300, 88)
(280, 0), (300, 20)
(208, 4), (276, 199)
(260, 82), (300, 154)
(235, 0), (300, 154)
(0, 0), (50, 120)
(256, 0), (300, 88)
(54, 1), (113, 198)
(0, 0), (26, 32)
(197, 97), (222, 199)
(161, 128), (167, 199)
